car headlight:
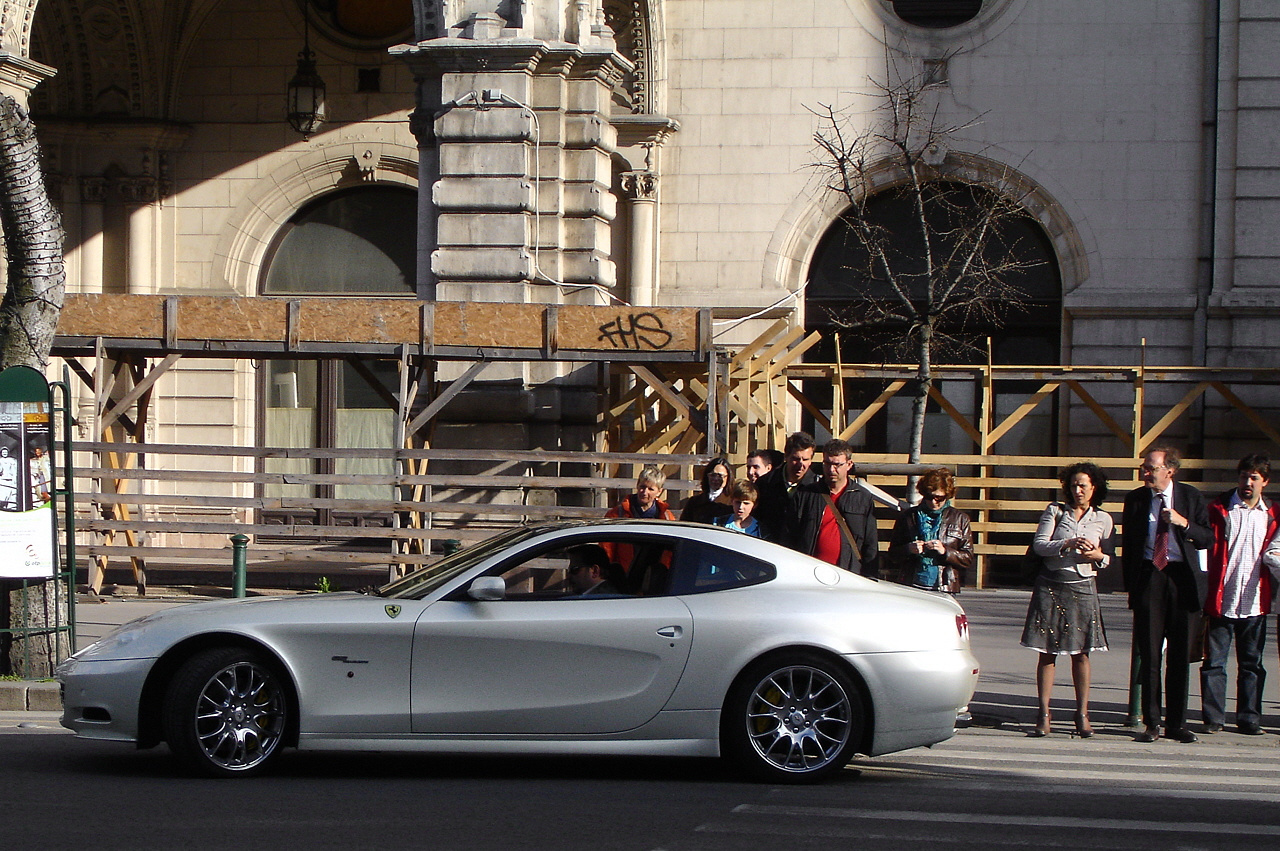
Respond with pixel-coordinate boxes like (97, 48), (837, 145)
(73, 615), (161, 661)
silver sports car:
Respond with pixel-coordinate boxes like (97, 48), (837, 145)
(58, 520), (978, 782)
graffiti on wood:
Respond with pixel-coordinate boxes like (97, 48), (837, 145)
(597, 312), (673, 350)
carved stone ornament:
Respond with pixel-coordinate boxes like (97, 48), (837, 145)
(619, 169), (657, 201)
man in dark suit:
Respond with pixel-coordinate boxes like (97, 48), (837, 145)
(753, 431), (819, 543)
(1122, 446), (1211, 743)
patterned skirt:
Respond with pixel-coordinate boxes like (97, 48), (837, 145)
(1020, 575), (1109, 655)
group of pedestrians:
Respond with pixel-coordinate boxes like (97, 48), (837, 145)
(605, 439), (1280, 743)
(1021, 446), (1280, 743)
(608, 431), (971, 590)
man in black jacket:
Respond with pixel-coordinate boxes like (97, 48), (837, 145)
(786, 438), (879, 578)
(753, 431), (819, 542)
(1122, 446), (1211, 744)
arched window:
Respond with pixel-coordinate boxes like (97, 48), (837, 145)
(890, 1), (983, 29)
(258, 184), (415, 532)
(804, 182), (1062, 454)
(260, 185), (416, 295)
(808, 182), (1061, 365)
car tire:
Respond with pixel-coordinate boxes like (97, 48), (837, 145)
(162, 646), (290, 778)
(722, 651), (865, 783)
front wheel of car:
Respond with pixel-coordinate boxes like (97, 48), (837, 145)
(723, 652), (865, 783)
(162, 646), (289, 778)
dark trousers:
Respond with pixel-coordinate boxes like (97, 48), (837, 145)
(1132, 565), (1193, 731)
(1200, 614), (1267, 727)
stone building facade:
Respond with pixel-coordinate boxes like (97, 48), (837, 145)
(0, 0), (1277, 460)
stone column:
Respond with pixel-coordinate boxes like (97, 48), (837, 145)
(78, 178), (107, 294)
(119, 173), (158, 295)
(619, 169), (657, 306)
(393, 29), (628, 306)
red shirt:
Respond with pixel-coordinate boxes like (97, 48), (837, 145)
(813, 484), (847, 565)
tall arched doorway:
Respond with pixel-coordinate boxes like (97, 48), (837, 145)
(258, 184), (417, 532)
(804, 181), (1063, 455)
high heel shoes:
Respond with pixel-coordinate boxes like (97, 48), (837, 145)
(1072, 711), (1094, 738)
(1028, 712), (1051, 737)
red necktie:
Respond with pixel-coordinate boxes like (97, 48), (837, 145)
(1152, 493), (1169, 570)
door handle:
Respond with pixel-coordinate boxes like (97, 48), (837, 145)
(657, 626), (683, 638)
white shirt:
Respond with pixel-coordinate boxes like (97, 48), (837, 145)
(1221, 492), (1272, 618)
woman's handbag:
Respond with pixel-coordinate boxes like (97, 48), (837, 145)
(1020, 543), (1042, 586)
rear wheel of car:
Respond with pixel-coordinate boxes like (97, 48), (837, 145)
(162, 646), (289, 778)
(723, 652), (864, 783)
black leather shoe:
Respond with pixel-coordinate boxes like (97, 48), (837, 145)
(1164, 728), (1198, 744)
(1202, 723), (1223, 734)
(1134, 727), (1158, 743)
(1237, 722), (1265, 736)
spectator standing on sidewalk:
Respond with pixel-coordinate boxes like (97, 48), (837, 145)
(744, 449), (774, 484)
(754, 432), (819, 543)
(887, 467), (972, 593)
(680, 457), (734, 525)
(1020, 462), (1113, 738)
(1123, 446), (1211, 744)
(1200, 453), (1280, 736)
(786, 439), (879, 577)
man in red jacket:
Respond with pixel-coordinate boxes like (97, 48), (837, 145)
(1200, 453), (1280, 735)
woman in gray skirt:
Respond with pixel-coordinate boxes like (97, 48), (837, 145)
(1021, 462), (1113, 738)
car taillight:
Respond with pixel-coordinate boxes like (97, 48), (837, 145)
(955, 614), (970, 642)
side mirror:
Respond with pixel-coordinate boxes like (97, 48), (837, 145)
(467, 576), (506, 601)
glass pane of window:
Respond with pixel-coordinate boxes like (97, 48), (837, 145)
(262, 186), (416, 295)
(263, 360), (317, 501)
(334, 360), (397, 501)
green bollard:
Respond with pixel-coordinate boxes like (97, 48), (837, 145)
(231, 534), (249, 598)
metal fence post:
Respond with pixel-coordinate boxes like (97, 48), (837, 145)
(231, 534), (249, 598)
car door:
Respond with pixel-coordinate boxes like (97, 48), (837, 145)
(410, 539), (694, 735)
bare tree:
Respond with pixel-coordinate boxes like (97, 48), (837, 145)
(0, 93), (67, 676)
(809, 62), (1042, 468)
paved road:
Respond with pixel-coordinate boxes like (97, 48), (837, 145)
(6, 589), (1280, 849)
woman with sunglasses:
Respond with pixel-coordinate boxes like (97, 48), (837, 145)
(888, 467), (973, 594)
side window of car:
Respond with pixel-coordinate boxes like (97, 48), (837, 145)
(667, 540), (776, 595)
(480, 537), (679, 599)
(494, 550), (574, 599)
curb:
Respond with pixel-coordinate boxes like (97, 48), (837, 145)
(0, 680), (60, 712)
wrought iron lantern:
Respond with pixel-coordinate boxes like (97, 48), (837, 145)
(286, 3), (326, 137)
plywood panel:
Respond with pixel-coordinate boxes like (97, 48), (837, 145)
(558, 306), (697, 353)
(179, 297), (288, 341)
(58, 294), (165, 338)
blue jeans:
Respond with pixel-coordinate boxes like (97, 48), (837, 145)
(1199, 614), (1267, 727)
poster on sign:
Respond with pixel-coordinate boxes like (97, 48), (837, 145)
(0, 368), (54, 579)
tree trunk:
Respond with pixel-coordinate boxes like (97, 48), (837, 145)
(0, 94), (69, 677)
(0, 95), (65, 369)
(906, 320), (933, 503)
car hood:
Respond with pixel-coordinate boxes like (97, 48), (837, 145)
(68, 592), (371, 663)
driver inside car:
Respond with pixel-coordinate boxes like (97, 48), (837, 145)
(567, 545), (621, 596)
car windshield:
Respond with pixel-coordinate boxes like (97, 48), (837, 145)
(376, 525), (551, 600)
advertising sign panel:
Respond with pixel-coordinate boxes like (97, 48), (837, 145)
(0, 367), (55, 579)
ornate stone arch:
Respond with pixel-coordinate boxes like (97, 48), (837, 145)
(214, 142), (418, 296)
(763, 152), (1093, 319)
(602, 0), (662, 115)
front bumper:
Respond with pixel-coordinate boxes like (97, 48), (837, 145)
(57, 655), (155, 743)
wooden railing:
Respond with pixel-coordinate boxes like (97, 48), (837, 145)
(72, 442), (1249, 591)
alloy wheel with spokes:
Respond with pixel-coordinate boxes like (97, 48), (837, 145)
(724, 653), (864, 782)
(163, 647), (289, 777)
